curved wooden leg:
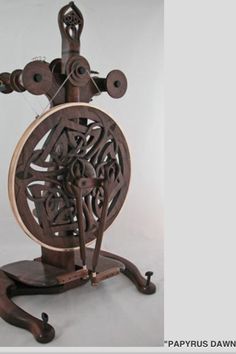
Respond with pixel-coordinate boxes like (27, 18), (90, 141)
(0, 270), (55, 343)
(100, 250), (156, 295)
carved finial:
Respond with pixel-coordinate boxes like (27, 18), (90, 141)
(58, 2), (84, 73)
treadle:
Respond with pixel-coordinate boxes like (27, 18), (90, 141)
(75, 248), (125, 273)
(1, 261), (66, 287)
(91, 267), (120, 286)
(56, 268), (88, 284)
(1, 252), (125, 288)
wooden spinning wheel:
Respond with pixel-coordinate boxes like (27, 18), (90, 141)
(9, 103), (131, 251)
(0, 1), (156, 344)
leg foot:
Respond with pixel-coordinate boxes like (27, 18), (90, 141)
(100, 250), (156, 294)
(0, 270), (55, 343)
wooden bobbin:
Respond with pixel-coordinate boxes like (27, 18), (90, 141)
(22, 61), (53, 95)
(95, 70), (127, 98)
(0, 72), (13, 94)
(10, 69), (25, 92)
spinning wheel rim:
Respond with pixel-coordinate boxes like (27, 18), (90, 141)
(8, 102), (131, 252)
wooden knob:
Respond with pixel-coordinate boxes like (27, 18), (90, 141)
(106, 70), (127, 98)
(65, 55), (90, 87)
(145, 271), (154, 287)
(10, 69), (25, 92)
(22, 61), (52, 95)
(0, 72), (13, 94)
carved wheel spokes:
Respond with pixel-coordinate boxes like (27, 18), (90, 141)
(8, 103), (131, 251)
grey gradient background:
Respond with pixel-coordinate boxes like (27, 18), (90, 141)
(165, 0), (236, 352)
(0, 0), (164, 348)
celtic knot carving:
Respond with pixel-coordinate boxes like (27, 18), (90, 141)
(59, 2), (84, 44)
(12, 105), (130, 249)
(63, 11), (82, 27)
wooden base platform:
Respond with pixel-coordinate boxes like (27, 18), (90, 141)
(0, 248), (156, 343)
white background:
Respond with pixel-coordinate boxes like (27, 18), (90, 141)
(0, 0), (164, 348)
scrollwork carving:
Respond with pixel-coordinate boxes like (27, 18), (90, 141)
(11, 104), (130, 250)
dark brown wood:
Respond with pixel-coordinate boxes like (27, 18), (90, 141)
(95, 70), (128, 99)
(71, 184), (87, 266)
(0, 1), (156, 344)
(91, 267), (120, 285)
(0, 270), (55, 343)
(1, 261), (66, 287)
(56, 268), (88, 284)
(0, 247), (155, 342)
(0, 72), (13, 93)
(22, 61), (53, 95)
(100, 250), (156, 295)
(12, 104), (131, 251)
(92, 160), (120, 273)
(9, 70), (25, 92)
(75, 247), (125, 272)
(41, 248), (76, 271)
(0, 1), (127, 104)
(38, 247), (125, 273)
(58, 2), (84, 73)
